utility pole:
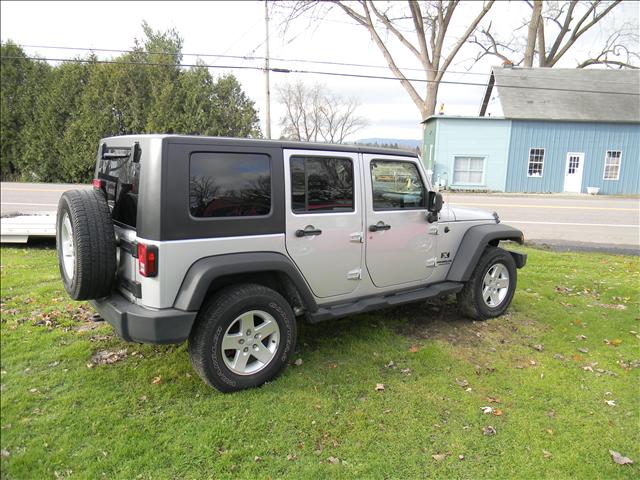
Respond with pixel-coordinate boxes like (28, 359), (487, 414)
(264, 0), (272, 139)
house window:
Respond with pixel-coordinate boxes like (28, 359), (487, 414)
(453, 156), (484, 184)
(527, 148), (544, 177)
(603, 151), (622, 180)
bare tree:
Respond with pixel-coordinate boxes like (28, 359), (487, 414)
(281, 1), (495, 119)
(277, 81), (367, 143)
(472, 0), (638, 69)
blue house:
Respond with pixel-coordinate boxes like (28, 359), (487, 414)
(423, 67), (640, 194)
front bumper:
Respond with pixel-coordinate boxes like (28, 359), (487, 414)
(90, 293), (197, 344)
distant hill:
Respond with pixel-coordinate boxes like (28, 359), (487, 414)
(355, 138), (421, 150)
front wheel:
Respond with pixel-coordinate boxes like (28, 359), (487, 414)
(188, 284), (297, 392)
(457, 246), (517, 320)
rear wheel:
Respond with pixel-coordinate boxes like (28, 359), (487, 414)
(188, 284), (297, 392)
(457, 246), (517, 320)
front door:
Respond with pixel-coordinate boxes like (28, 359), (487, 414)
(563, 152), (584, 193)
(363, 154), (437, 288)
(284, 149), (364, 298)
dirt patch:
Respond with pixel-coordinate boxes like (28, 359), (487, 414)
(387, 297), (548, 364)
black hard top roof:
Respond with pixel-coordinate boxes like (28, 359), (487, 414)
(102, 134), (419, 158)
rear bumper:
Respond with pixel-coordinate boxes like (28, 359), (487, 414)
(90, 293), (197, 344)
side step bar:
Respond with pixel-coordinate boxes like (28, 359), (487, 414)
(307, 281), (463, 323)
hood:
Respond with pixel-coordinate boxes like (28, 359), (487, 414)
(448, 206), (496, 222)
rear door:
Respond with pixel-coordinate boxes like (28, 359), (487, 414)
(283, 149), (363, 298)
(363, 154), (437, 288)
(95, 142), (141, 299)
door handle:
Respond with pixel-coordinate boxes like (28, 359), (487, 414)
(295, 227), (322, 237)
(369, 222), (391, 232)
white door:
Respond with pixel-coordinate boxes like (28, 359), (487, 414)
(563, 153), (584, 193)
(283, 149), (364, 298)
(363, 154), (437, 288)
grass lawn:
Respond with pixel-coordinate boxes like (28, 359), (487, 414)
(1, 243), (638, 479)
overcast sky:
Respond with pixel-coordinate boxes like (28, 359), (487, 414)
(2, 1), (638, 141)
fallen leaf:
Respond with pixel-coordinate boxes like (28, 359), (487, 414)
(481, 406), (494, 414)
(254, 456), (262, 462)
(487, 396), (501, 403)
(88, 349), (127, 367)
(531, 344), (544, 352)
(609, 450), (633, 465)
(375, 383), (385, 392)
(493, 409), (503, 416)
(543, 450), (552, 459)
(605, 400), (616, 406)
(482, 426), (496, 436)
(577, 335), (587, 340)
(293, 358), (303, 366)
(529, 359), (537, 366)
(139, 395), (147, 402)
(1, 449), (9, 458)
(458, 454), (465, 461)
(578, 348), (589, 354)
(286, 453), (297, 461)
(455, 378), (469, 388)
(408, 344), (420, 353)
(29, 388), (39, 394)
(152, 376), (162, 385)
(572, 354), (584, 362)
(327, 456), (340, 465)
(604, 338), (623, 347)
(432, 453), (447, 462)
(401, 368), (412, 375)
(546, 429), (554, 435)
(386, 360), (395, 368)
(328, 362), (337, 369)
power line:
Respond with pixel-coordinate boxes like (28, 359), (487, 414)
(2, 55), (638, 96)
(14, 43), (639, 85)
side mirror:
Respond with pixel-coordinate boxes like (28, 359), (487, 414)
(427, 191), (443, 213)
(426, 191), (443, 223)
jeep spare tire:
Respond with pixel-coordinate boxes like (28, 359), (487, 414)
(56, 189), (117, 300)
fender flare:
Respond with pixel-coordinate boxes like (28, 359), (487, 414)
(446, 224), (525, 282)
(173, 252), (318, 312)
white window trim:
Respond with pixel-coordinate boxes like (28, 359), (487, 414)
(527, 147), (545, 178)
(451, 154), (486, 186)
(602, 150), (622, 181)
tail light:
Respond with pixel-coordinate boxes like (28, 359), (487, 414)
(92, 178), (105, 189)
(137, 243), (158, 277)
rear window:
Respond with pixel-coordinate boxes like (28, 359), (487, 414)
(189, 152), (271, 218)
(97, 144), (140, 228)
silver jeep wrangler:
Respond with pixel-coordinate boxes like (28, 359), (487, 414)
(56, 135), (526, 392)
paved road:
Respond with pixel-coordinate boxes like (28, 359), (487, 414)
(2, 182), (639, 251)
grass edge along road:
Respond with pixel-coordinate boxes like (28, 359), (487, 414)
(1, 244), (638, 479)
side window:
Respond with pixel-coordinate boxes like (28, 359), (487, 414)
(290, 156), (354, 213)
(370, 160), (425, 210)
(189, 152), (271, 218)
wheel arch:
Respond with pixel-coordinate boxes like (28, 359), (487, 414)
(446, 224), (526, 282)
(173, 252), (318, 314)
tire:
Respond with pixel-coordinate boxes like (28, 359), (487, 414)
(188, 284), (297, 392)
(56, 189), (116, 300)
(457, 246), (517, 320)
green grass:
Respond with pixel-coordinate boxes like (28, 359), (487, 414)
(1, 244), (638, 479)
